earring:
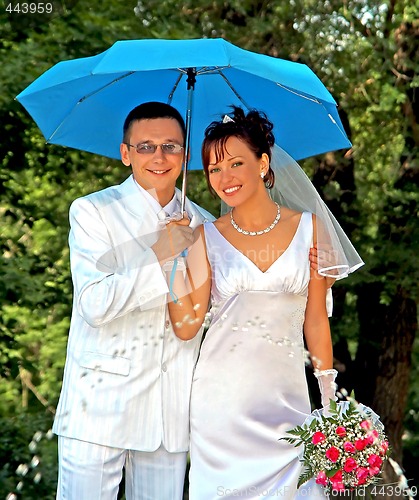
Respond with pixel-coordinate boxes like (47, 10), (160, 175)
(260, 171), (265, 179)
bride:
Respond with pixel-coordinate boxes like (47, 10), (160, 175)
(164, 107), (363, 499)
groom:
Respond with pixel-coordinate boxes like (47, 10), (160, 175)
(52, 102), (214, 499)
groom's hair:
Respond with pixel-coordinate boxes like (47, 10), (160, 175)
(122, 102), (186, 143)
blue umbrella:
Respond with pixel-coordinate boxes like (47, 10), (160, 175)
(16, 38), (351, 209)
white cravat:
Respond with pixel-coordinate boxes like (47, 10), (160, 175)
(161, 196), (180, 218)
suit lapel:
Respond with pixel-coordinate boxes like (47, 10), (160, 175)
(117, 175), (153, 222)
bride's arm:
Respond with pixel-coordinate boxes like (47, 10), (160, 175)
(304, 269), (333, 371)
(305, 272), (338, 409)
(165, 225), (211, 340)
(305, 215), (337, 408)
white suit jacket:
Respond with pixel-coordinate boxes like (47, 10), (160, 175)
(52, 175), (214, 452)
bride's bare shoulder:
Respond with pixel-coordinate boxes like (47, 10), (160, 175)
(213, 213), (230, 231)
(280, 206), (303, 222)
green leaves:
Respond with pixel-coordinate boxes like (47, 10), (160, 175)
(297, 467), (314, 488)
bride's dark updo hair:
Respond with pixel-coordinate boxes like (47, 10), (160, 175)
(202, 106), (275, 195)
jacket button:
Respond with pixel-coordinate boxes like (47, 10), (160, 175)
(162, 363), (168, 372)
(165, 320), (170, 329)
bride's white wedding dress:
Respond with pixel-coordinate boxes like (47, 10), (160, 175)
(189, 212), (327, 499)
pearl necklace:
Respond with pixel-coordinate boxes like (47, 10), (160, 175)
(230, 203), (281, 236)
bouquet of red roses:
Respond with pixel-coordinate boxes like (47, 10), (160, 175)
(282, 400), (390, 493)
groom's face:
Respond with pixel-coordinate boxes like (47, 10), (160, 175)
(120, 118), (184, 206)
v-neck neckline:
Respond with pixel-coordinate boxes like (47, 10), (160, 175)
(208, 212), (305, 274)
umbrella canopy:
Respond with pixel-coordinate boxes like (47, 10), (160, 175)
(16, 38), (350, 172)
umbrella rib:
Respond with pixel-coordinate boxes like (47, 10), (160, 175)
(167, 73), (183, 104)
(196, 66), (230, 75)
(77, 72), (136, 103)
(47, 72), (136, 142)
(175, 66), (230, 76)
(275, 83), (321, 104)
(275, 83), (347, 136)
(273, 84), (347, 136)
(217, 71), (251, 109)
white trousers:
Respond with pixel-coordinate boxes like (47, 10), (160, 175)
(57, 437), (187, 500)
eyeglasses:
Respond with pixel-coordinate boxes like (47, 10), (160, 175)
(125, 143), (184, 155)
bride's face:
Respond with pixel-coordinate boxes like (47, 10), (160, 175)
(207, 136), (268, 206)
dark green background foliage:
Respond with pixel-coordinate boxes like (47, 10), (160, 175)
(1, 0), (418, 497)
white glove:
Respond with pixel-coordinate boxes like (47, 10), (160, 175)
(314, 369), (338, 409)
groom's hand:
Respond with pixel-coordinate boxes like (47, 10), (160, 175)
(309, 245), (320, 271)
(309, 245), (336, 288)
(152, 216), (193, 264)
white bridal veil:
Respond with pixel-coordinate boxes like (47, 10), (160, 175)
(269, 144), (364, 279)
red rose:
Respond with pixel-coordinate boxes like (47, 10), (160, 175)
(379, 440), (389, 455)
(369, 466), (381, 476)
(366, 429), (379, 445)
(356, 467), (369, 484)
(344, 457), (358, 472)
(336, 426), (346, 437)
(312, 431), (326, 445)
(325, 446), (340, 462)
(355, 438), (367, 451)
(344, 441), (356, 453)
(367, 454), (383, 468)
(331, 482), (345, 491)
(316, 471), (328, 486)
(360, 420), (372, 430)
(330, 470), (344, 490)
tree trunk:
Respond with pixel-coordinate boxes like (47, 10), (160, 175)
(355, 285), (417, 495)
